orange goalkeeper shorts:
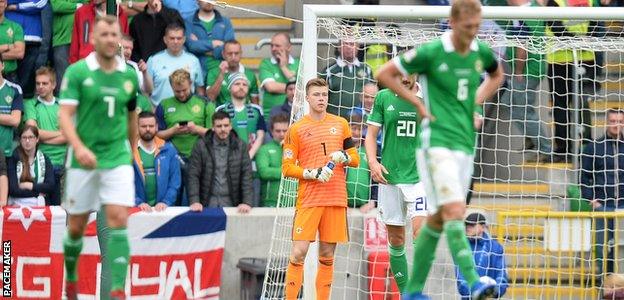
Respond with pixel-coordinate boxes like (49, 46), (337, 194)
(292, 206), (348, 243)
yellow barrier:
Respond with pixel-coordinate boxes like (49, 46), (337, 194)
(496, 211), (624, 300)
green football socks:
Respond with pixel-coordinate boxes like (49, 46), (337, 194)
(406, 224), (441, 293)
(388, 244), (409, 291)
(107, 228), (130, 291)
(63, 233), (83, 282)
(444, 220), (480, 287)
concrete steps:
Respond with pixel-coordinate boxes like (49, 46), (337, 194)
(506, 286), (597, 299)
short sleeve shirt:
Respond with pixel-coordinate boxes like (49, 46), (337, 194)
(0, 80), (23, 156)
(0, 19), (24, 73)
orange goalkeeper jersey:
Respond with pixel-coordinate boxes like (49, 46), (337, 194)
(282, 113), (360, 208)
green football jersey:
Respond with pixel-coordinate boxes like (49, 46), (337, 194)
(59, 54), (139, 169)
(0, 80), (23, 156)
(205, 66), (259, 106)
(258, 56), (300, 116)
(139, 146), (157, 205)
(395, 32), (497, 154)
(25, 97), (67, 166)
(0, 18), (24, 73)
(155, 95), (215, 158)
(346, 147), (370, 208)
(136, 93), (153, 113)
(216, 102), (265, 144)
(367, 88), (421, 184)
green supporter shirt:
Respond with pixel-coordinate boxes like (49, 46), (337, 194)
(139, 146), (157, 205)
(259, 56), (300, 116)
(0, 18), (24, 73)
(155, 95), (215, 158)
(395, 32), (497, 154)
(24, 97), (67, 166)
(201, 17), (219, 72)
(346, 147), (370, 208)
(0, 80), (23, 156)
(367, 88), (421, 184)
(216, 102), (265, 144)
(324, 58), (374, 119)
(136, 93), (153, 113)
(59, 54), (139, 169)
(205, 66), (259, 107)
(256, 140), (282, 207)
(51, 0), (88, 47)
(506, 18), (547, 79)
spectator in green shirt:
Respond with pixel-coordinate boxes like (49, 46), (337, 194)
(259, 32), (300, 117)
(24, 66), (66, 205)
(206, 40), (259, 106)
(0, 0), (25, 83)
(51, 0), (87, 90)
(0, 149), (6, 206)
(323, 39), (374, 120)
(257, 113), (288, 207)
(216, 72), (265, 159)
(346, 113), (374, 213)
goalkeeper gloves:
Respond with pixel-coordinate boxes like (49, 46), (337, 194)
(329, 150), (351, 164)
(302, 165), (334, 183)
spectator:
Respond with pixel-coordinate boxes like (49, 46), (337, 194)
(37, 1), (51, 78)
(162, 0), (196, 20)
(129, 0), (183, 62)
(456, 212), (508, 299)
(155, 68), (214, 205)
(0, 0), (25, 84)
(206, 40), (259, 106)
(269, 80), (294, 121)
(256, 113), (288, 207)
(133, 111), (181, 212)
(184, 0), (234, 77)
(216, 73), (265, 159)
(156, 68), (214, 158)
(0, 57), (23, 156)
(121, 34), (153, 95)
(259, 32), (300, 117)
(147, 23), (204, 105)
(50, 0), (85, 90)
(188, 111), (253, 213)
(346, 113), (374, 212)
(603, 273), (624, 299)
(323, 39), (374, 120)
(5, 0), (47, 97)
(69, 0), (129, 63)
(23, 67), (65, 205)
(545, 0), (597, 161)
(7, 125), (55, 206)
(351, 82), (379, 118)
(0, 149), (6, 206)
(581, 109), (624, 276)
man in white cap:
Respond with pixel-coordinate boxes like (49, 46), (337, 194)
(216, 72), (265, 159)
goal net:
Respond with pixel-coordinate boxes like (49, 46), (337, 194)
(262, 5), (624, 299)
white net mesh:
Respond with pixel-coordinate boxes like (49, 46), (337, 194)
(263, 10), (624, 300)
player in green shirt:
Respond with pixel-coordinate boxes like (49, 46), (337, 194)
(155, 68), (215, 159)
(0, 57), (23, 157)
(365, 77), (428, 292)
(376, 0), (504, 298)
(256, 113), (288, 207)
(205, 40), (259, 106)
(216, 72), (265, 159)
(58, 16), (140, 300)
(24, 66), (67, 205)
(259, 32), (300, 116)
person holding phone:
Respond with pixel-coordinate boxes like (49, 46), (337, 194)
(155, 68), (215, 205)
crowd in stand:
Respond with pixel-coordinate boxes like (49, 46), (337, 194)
(0, 0), (380, 212)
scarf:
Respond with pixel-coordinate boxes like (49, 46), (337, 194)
(16, 150), (46, 184)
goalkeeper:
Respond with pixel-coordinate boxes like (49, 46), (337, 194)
(376, 0), (504, 298)
(365, 75), (428, 292)
(282, 78), (359, 300)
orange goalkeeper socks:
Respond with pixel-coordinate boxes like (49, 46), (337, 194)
(316, 256), (334, 300)
(285, 259), (304, 299)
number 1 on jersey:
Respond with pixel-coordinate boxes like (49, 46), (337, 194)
(103, 96), (115, 118)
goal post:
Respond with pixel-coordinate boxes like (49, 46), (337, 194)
(263, 4), (624, 300)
